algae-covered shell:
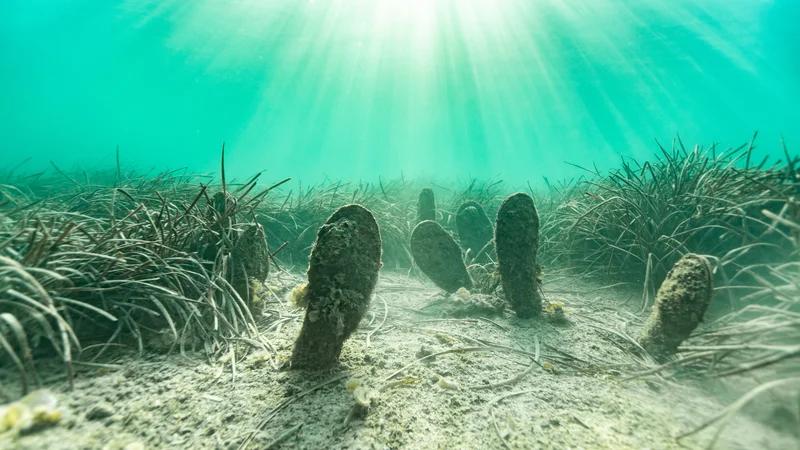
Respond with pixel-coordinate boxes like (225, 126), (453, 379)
(410, 220), (473, 293)
(290, 204), (382, 370)
(230, 222), (270, 313)
(417, 188), (436, 223)
(637, 253), (713, 361)
(455, 201), (494, 263)
(495, 192), (542, 317)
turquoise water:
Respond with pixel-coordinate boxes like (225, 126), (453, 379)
(2, 0), (798, 184)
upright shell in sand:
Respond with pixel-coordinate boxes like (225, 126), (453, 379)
(410, 220), (473, 293)
(495, 192), (541, 318)
(230, 223), (270, 313)
(416, 188), (436, 223)
(637, 253), (713, 361)
(290, 204), (382, 370)
(455, 200), (494, 263)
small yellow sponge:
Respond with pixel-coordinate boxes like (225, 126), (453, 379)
(0, 390), (61, 440)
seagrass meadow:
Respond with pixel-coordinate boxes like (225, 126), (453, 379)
(0, 136), (798, 449)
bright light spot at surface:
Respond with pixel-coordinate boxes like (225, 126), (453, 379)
(1, 0), (796, 184)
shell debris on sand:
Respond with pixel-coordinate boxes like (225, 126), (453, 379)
(0, 390), (61, 442)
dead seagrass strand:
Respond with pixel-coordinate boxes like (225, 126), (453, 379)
(410, 220), (473, 293)
(416, 188), (436, 223)
(495, 192), (541, 318)
(637, 253), (713, 362)
(290, 204), (382, 370)
(230, 222), (270, 314)
(456, 200), (494, 263)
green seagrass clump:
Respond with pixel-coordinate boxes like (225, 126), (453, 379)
(197, 190), (270, 315)
(417, 188), (436, 223)
(455, 200), (494, 263)
(637, 253), (713, 361)
(495, 192), (541, 318)
(410, 220), (473, 293)
(197, 191), (237, 263)
(290, 204), (382, 370)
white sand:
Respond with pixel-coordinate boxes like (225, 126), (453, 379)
(1, 271), (796, 450)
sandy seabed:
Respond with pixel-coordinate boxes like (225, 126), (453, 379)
(1, 271), (796, 450)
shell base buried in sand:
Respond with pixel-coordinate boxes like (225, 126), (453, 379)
(495, 192), (542, 318)
(637, 253), (713, 361)
(290, 204), (382, 370)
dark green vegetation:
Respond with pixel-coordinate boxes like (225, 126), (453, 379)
(410, 220), (473, 293)
(0, 136), (798, 441)
(543, 135), (798, 290)
(637, 253), (714, 361)
(495, 192), (543, 318)
(290, 205), (382, 370)
(0, 160), (286, 392)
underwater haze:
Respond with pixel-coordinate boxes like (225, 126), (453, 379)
(1, 0), (799, 184)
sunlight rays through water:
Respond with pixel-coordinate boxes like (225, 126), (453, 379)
(1, 0), (795, 183)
